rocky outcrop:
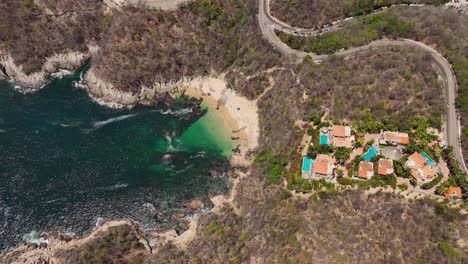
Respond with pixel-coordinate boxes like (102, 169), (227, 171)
(186, 199), (205, 210)
(83, 67), (192, 108)
(0, 49), (90, 92)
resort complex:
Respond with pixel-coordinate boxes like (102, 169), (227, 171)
(300, 120), (462, 200)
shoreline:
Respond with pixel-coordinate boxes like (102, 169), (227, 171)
(178, 76), (259, 168)
(0, 45), (98, 92)
(0, 75), (260, 261)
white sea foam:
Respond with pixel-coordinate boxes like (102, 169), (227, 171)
(59, 123), (78, 128)
(92, 114), (136, 129)
(50, 69), (73, 78)
(158, 108), (193, 116)
(22, 231), (48, 245)
(189, 151), (206, 159)
(98, 183), (129, 191)
(43, 198), (67, 204)
(51, 121), (80, 128)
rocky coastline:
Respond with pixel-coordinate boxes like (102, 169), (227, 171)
(82, 67), (193, 108)
(0, 49), (92, 92)
(0, 58), (259, 263)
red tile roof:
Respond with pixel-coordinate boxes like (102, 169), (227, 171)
(314, 160), (329, 175)
(383, 132), (410, 145)
(333, 125), (347, 138)
(358, 161), (374, 179)
(378, 159), (394, 175)
(408, 152), (427, 168)
(445, 186), (462, 199)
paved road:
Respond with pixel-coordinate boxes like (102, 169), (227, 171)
(259, 0), (467, 173)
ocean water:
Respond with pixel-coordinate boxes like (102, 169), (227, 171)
(0, 67), (233, 249)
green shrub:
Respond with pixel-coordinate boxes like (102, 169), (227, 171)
(334, 147), (352, 164)
(398, 183), (408, 191)
(337, 177), (358, 185)
(255, 150), (288, 184)
(438, 242), (462, 263)
(280, 190), (292, 200)
(420, 173), (443, 190)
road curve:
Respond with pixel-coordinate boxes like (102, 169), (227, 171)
(258, 0), (467, 173)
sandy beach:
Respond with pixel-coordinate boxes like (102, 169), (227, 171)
(147, 77), (260, 250)
(178, 76), (259, 167)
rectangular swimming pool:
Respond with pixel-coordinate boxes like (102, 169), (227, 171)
(302, 157), (314, 173)
(362, 146), (378, 161)
(319, 134), (329, 145)
(421, 151), (436, 167)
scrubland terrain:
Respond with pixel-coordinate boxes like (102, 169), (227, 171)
(51, 188), (467, 263)
(0, 0), (105, 74)
(276, 6), (468, 165)
(0, 0), (467, 263)
(270, 0), (448, 29)
(92, 0), (281, 92)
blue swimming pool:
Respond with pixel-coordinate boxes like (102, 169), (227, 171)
(302, 157), (314, 173)
(319, 134), (329, 145)
(421, 151), (436, 167)
(362, 146), (378, 161)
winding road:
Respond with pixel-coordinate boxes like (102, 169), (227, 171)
(116, 0), (466, 173)
(258, 0), (467, 173)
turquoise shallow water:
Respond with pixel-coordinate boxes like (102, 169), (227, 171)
(0, 67), (233, 249)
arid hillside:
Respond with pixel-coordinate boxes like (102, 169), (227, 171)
(276, 6), (468, 165)
(0, 0), (106, 74)
(92, 0), (281, 93)
(270, 0), (448, 29)
(0, 1), (466, 263)
(49, 187), (467, 263)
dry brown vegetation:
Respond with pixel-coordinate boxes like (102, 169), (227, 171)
(60, 224), (149, 264)
(1, 1), (467, 263)
(146, 187), (468, 263)
(276, 6), (468, 164)
(0, 0), (106, 74)
(299, 46), (444, 130)
(270, 0), (448, 29)
(92, 0), (282, 92)
(255, 46), (445, 157)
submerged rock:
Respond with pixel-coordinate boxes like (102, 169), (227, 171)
(175, 212), (185, 218)
(160, 154), (172, 165)
(143, 203), (157, 216)
(187, 199), (204, 210)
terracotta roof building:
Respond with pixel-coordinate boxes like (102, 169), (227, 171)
(331, 125), (354, 148)
(444, 186), (462, 201)
(357, 161), (374, 179)
(379, 131), (410, 145)
(378, 159), (394, 175)
(333, 125), (350, 138)
(312, 154), (336, 180)
(406, 152), (427, 169)
(405, 152), (437, 183)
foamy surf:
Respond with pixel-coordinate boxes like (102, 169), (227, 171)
(22, 231), (48, 245)
(158, 108), (193, 116)
(51, 69), (73, 79)
(97, 183), (129, 191)
(92, 114), (136, 129)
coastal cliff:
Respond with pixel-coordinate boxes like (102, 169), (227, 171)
(1, 0), (467, 263)
(0, 49), (91, 92)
